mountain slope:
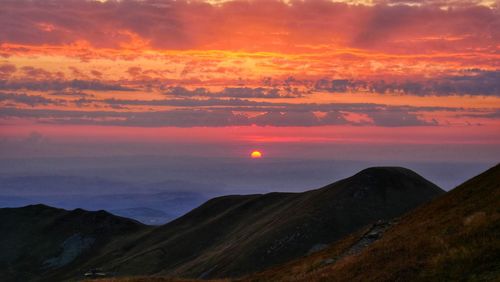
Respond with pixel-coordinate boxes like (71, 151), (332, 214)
(0, 167), (444, 281)
(89, 167), (443, 279)
(0, 205), (150, 282)
(244, 164), (500, 281)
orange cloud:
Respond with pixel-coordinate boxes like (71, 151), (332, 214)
(0, 0), (498, 53)
(0, 0), (499, 138)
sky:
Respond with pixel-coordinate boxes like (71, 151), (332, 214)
(0, 0), (499, 180)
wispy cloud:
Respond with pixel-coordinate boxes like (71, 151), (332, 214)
(0, 92), (65, 107)
(0, 80), (135, 92)
(314, 70), (500, 96)
(164, 86), (295, 99)
(0, 99), (473, 127)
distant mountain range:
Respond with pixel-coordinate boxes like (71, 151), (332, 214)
(0, 177), (211, 224)
(0, 167), (450, 281)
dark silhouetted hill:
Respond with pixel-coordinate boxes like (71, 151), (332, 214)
(0, 167), (444, 281)
(87, 167), (442, 279)
(0, 205), (150, 281)
(243, 164), (500, 281)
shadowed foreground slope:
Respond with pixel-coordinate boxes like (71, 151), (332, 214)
(0, 205), (150, 281)
(89, 167), (443, 279)
(243, 164), (500, 282)
(0, 167), (444, 281)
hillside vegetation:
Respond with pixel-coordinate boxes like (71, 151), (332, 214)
(242, 164), (500, 281)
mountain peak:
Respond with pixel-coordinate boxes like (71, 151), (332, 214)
(357, 166), (417, 175)
(320, 166), (444, 198)
(353, 167), (434, 183)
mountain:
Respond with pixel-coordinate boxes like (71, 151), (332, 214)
(0, 176), (210, 224)
(0, 167), (444, 281)
(0, 205), (150, 282)
(244, 164), (500, 281)
(0, 191), (207, 225)
(80, 167), (443, 279)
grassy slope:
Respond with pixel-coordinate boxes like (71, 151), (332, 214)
(243, 164), (500, 282)
(92, 167), (443, 279)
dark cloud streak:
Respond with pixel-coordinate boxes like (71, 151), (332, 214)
(0, 92), (65, 107)
(0, 80), (135, 92)
(314, 70), (500, 96)
(164, 86), (301, 99)
(0, 101), (453, 127)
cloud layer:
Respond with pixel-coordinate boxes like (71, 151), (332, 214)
(0, 0), (499, 129)
(1, 0), (498, 53)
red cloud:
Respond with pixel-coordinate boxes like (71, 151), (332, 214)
(0, 0), (497, 54)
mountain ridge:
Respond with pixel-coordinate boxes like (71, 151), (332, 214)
(0, 166), (445, 281)
(243, 163), (500, 281)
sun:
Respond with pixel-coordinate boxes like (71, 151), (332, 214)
(250, 150), (263, 159)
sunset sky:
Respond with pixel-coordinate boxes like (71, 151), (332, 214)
(0, 0), (499, 163)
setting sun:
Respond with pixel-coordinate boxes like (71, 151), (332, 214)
(251, 151), (263, 159)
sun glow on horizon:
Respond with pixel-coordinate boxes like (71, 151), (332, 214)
(251, 150), (263, 159)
